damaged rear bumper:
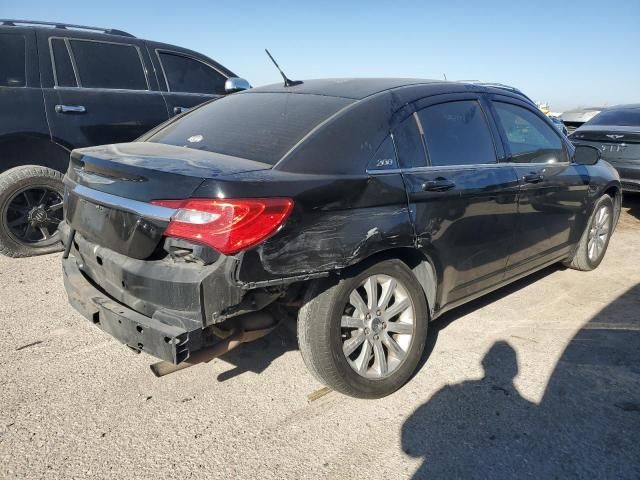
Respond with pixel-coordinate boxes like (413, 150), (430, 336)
(62, 256), (202, 363)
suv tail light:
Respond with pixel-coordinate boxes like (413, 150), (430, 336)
(151, 198), (294, 255)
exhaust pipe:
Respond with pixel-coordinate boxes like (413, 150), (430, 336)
(150, 311), (277, 378)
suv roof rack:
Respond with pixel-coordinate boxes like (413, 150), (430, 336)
(0, 19), (135, 38)
(458, 80), (535, 104)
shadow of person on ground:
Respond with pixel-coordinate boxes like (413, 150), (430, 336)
(402, 284), (640, 479)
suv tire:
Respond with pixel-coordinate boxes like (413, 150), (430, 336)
(0, 166), (65, 258)
(298, 259), (428, 398)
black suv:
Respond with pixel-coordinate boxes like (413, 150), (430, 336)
(0, 19), (249, 257)
(61, 78), (621, 398)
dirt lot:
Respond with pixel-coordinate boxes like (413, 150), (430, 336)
(1, 196), (639, 480)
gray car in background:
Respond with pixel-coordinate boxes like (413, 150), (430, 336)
(561, 106), (603, 134)
(569, 104), (640, 192)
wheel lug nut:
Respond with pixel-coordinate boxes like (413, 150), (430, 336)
(366, 313), (371, 320)
(376, 310), (381, 316)
(374, 335), (379, 341)
(364, 328), (370, 335)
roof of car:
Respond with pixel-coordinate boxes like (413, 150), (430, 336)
(247, 78), (446, 100)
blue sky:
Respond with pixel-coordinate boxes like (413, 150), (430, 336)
(4, 0), (639, 111)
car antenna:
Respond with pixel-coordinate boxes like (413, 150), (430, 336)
(265, 49), (303, 87)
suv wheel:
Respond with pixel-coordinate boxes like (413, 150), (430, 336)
(0, 166), (65, 258)
(298, 259), (428, 398)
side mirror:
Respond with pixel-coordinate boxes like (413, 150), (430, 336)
(574, 145), (600, 165)
(225, 77), (251, 94)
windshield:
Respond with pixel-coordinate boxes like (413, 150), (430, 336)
(148, 92), (353, 165)
(587, 108), (640, 127)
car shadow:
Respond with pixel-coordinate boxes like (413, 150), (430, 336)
(214, 317), (299, 382)
(401, 283), (640, 479)
(413, 265), (561, 376)
(622, 193), (640, 221)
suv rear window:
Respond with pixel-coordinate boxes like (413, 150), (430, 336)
(69, 40), (147, 90)
(0, 34), (26, 87)
(158, 52), (226, 95)
(587, 109), (640, 127)
(148, 93), (353, 165)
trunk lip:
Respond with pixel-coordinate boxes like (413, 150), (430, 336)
(64, 177), (177, 222)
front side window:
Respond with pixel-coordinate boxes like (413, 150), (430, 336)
(418, 100), (497, 167)
(0, 34), (26, 87)
(69, 40), (147, 90)
(50, 39), (77, 87)
(493, 102), (566, 163)
(158, 52), (226, 95)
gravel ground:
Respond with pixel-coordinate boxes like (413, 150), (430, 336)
(1, 196), (639, 479)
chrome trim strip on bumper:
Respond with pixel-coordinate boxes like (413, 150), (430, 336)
(64, 178), (176, 222)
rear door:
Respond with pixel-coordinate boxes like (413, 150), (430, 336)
(38, 31), (169, 150)
(147, 45), (230, 117)
(0, 28), (51, 171)
(489, 96), (589, 276)
(395, 94), (520, 310)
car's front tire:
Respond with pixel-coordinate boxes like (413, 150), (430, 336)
(564, 194), (615, 271)
(0, 166), (65, 258)
(297, 259), (429, 398)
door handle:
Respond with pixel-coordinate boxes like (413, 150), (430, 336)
(422, 179), (456, 192)
(523, 173), (544, 184)
(55, 104), (86, 114)
(173, 106), (192, 115)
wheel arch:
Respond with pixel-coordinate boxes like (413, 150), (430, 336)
(603, 183), (622, 228)
(0, 134), (71, 174)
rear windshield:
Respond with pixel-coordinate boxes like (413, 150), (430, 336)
(148, 92), (353, 165)
(587, 109), (640, 127)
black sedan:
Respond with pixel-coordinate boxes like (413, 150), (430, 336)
(570, 104), (640, 192)
(60, 79), (621, 398)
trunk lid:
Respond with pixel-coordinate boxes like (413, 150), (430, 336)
(571, 125), (640, 164)
(64, 142), (272, 259)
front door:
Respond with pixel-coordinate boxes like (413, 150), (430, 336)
(395, 96), (520, 311)
(149, 48), (227, 117)
(489, 98), (590, 277)
(40, 34), (168, 150)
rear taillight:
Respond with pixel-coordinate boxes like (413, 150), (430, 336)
(151, 198), (294, 255)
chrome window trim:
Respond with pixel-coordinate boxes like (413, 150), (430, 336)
(155, 48), (228, 94)
(66, 182), (176, 222)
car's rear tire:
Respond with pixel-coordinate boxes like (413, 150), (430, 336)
(0, 166), (65, 258)
(564, 194), (615, 271)
(297, 259), (429, 398)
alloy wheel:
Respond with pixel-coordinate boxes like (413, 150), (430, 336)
(587, 204), (611, 262)
(340, 274), (416, 379)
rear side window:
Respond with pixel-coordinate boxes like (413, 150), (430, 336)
(367, 136), (398, 171)
(148, 92), (353, 165)
(493, 102), (566, 163)
(69, 40), (147, 90)
(50, 39), (77, 87)
(0, 34), (26, 87)
(393, 115), (427, 168)
(159, 52), (226, 95)
(418, 100), (497, 166)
